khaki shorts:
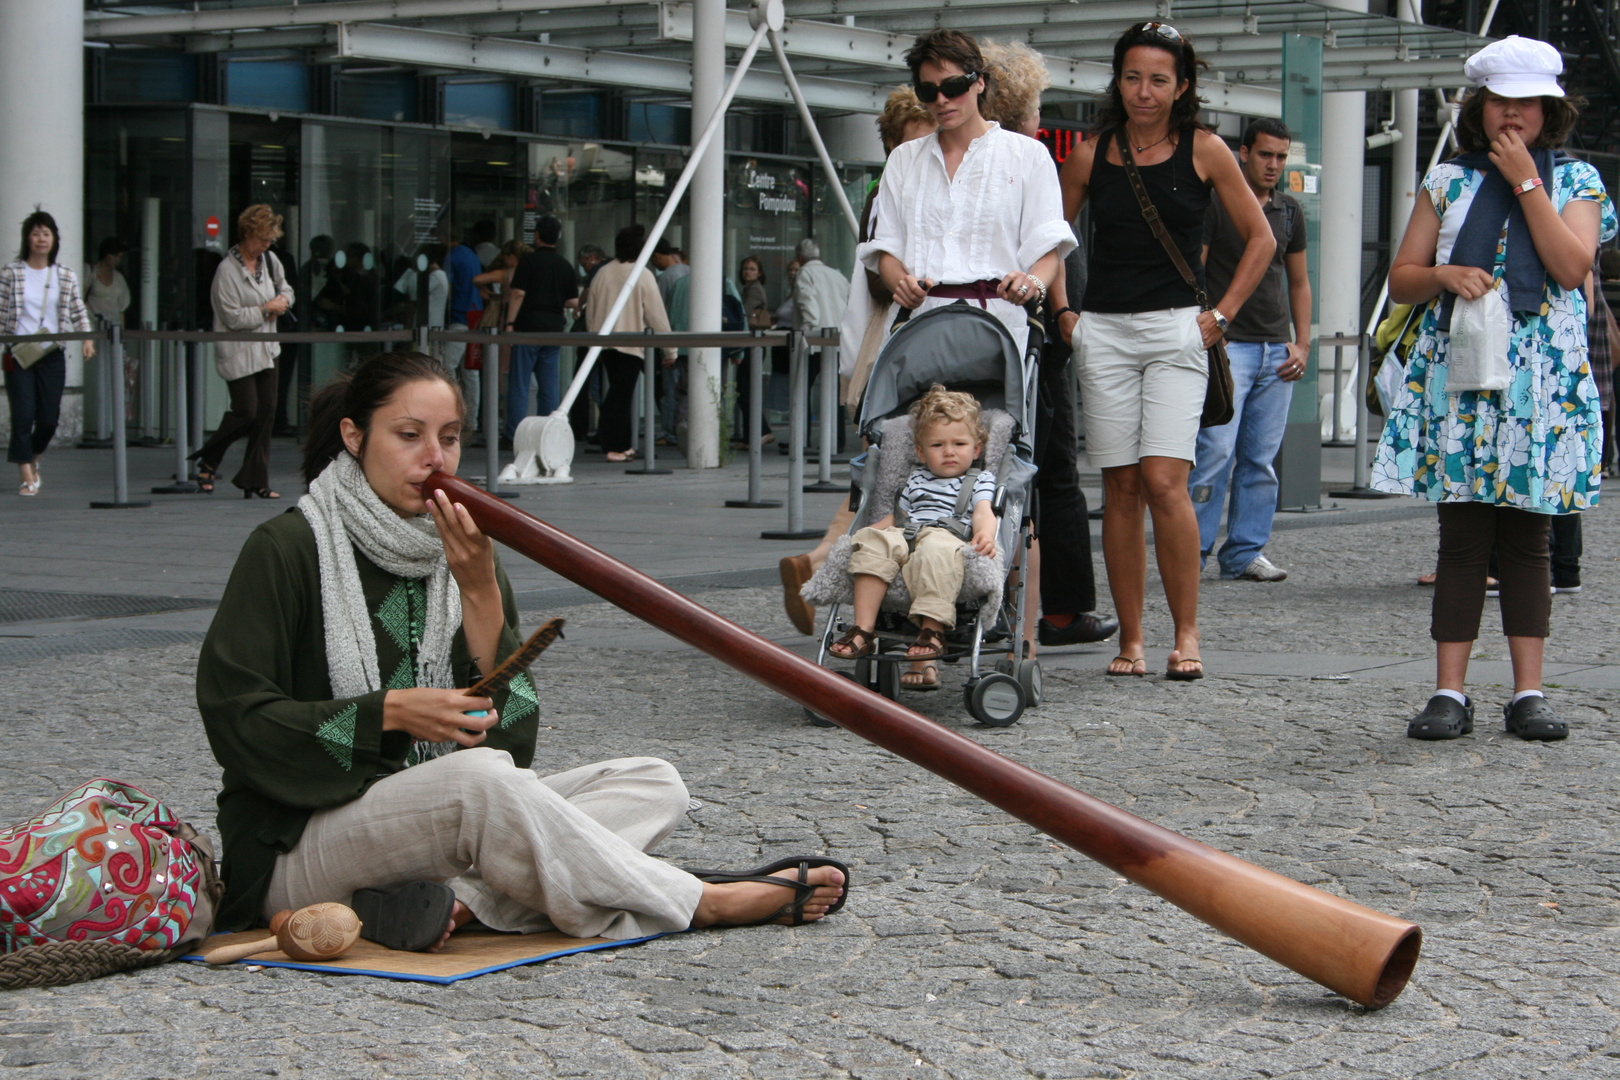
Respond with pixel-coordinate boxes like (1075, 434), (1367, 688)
(1076, 307), (1207, 468)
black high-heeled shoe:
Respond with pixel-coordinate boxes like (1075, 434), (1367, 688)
(242, 487), (280, 500)
(187, 451), (217, 494)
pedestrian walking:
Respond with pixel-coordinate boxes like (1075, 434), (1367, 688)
(1058, 21), (1275, 680)
(586, 224), (677, 463)
(1373, 36), (1615, 742)
(194, 204), (295, 499)
(1187, 118), (1313, 583)
(1, 208), (94, 496)
(442, 230), (484, 430)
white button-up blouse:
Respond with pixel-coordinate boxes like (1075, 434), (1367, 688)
(856, 123), (1075, 348)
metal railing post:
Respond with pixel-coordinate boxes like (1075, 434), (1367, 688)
(90, 326), (150, 509)
(761, 330), (820, 539)
(627, 342), (672, 475)
(806, 330), (842, 493)
(483, 329), (512, 496)
(1326, 333), (1392, 499)
(417, 325), (430, 354)
(726, 340), (781, 509)
(152, 336), (197, 494)
(189, 342), (204, 452)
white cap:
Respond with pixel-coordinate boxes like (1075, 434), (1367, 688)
(1464, 35), (1565, 99)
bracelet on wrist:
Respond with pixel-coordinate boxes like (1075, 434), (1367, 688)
(1512, 177), (1544, 197)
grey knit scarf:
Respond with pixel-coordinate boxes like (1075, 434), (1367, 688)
(299, 452), (462, 758)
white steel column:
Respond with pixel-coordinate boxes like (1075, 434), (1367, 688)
(1390, 0), (1421, 261)
(1317, 2), (1368, 439)
(686, 0), (726, 468)
(0, 4), (85, 441)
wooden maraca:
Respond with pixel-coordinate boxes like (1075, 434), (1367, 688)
(203, 902), (362, 965)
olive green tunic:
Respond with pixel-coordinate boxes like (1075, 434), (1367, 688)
(196, 510), (537, 931)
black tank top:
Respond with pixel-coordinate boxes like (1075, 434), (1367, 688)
(1082, 128), (1210, 314)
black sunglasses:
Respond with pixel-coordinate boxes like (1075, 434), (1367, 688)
(913, 71), (980, 103)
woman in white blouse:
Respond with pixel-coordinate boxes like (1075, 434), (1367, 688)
(858, 29), (1075, 353)
(1, 209), (94, 496)
(196, 203), (295, 498)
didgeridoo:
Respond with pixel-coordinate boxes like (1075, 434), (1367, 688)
(426, 472), (1421, 1008)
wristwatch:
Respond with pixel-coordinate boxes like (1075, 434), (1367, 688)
(1211, 309), (1230, 333)
(1513, 177), (1544, 196)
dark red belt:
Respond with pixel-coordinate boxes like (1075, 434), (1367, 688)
(925, 279), (1002, 307)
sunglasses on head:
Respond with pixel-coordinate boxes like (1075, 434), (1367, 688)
(1137, 21), (1183, 43)
(913, 71), (980, 103)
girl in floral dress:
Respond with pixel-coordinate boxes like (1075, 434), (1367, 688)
(1374, 36), (1615, 742)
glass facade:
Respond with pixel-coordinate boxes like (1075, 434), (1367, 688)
(83, 101), (880, 431)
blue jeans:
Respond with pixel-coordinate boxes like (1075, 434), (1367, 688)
(1188, 340), (1295, 577)
(505, 344), (559, 440)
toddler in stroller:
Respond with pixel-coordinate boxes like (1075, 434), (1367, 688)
(828, 386), (998, 690)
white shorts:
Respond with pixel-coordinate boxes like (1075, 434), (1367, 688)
(1076, 307), (1207, 468)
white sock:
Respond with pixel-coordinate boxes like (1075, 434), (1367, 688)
(1434, 688), (1468, 706)
(1512, 689), (1545, 704)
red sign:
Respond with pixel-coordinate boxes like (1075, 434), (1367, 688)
(1036, 124), (1086, 166)
(205, 215), (220, 238)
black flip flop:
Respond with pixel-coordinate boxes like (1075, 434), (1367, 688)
(350, 881), (458, 952)
(681, 856), (850, 925)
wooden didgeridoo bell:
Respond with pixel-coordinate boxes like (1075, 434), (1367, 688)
(426, 470), (1423, 1009)
(203, 902), (362, 965)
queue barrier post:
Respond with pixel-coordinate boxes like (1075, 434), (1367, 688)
(627, 339), (673, 476)
(481, 330), (516, 499)
(805, 329), (843, 493)
(761, 330), (821, 540)
(725, 339), (781, 509)
(152, 336), (198, 494)
(1328, 333), (1396, 500)
(89, 326), (150, 509)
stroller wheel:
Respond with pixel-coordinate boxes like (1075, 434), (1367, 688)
(876, 656), (901, 700)
(805, 670), (863, 728)
(965, 673), (1025, 727)
(1016, 658), (1043, 708)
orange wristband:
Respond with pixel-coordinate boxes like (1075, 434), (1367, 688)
(1512, 177), (1544, 197)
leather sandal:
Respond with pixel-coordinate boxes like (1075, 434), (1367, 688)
(828, 625), (876, 659)
(900, 661), (940, 691)
(906, 627), (946, 660)
(681, 856), (850, 926)
(1106, 655), (1147, 677)
(350, 881), (458, 952)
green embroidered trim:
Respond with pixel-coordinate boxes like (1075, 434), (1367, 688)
(375, 581), (413, 653)
(407, 579), (425, 649)
(385, 655), (416, 691)
(501, 671), (538, 729)
(316, 704), (358, 771)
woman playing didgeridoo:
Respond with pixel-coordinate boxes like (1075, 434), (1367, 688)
(197, 351), (845, 949)
(1058, 22), (1275, 680)
(1373, 36), (1614, 741)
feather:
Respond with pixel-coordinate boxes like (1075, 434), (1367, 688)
(464, 618), (565, 700)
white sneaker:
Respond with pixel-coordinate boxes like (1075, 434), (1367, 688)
(1237, 554), (1288, 582)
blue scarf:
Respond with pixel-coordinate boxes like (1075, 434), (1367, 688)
(1436, 148), (1567, 330)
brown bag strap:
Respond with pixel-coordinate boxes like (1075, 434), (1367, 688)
(1115, 132), (1213, 312)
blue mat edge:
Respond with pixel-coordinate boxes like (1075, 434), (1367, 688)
(179, 931), (670, 984)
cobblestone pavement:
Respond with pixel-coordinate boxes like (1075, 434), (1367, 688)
(3, 504), (1619, 1078)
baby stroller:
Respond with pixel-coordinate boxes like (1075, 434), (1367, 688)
(800, 302), (1041, 727)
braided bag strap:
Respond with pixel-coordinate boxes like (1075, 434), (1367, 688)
(0, 940), (185, 991)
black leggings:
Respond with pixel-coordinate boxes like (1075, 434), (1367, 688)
(1432, 502), (1550, 641)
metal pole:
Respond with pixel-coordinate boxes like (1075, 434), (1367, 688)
(805, 331), (842, 493)
(767, 28), (860, 239)
(483, 330), (508, 495)
(761, 329), (820, 539)
(1354, 335), (1372, 489)
(554, 19), (772, 419)
(90, 326), (150, 509)
(417, 325), (429, 354)
(189, 342), (204, 452)
(628, 343), (673, 475)
(725, 341), (781, 508)
(152, 338), (198, 493)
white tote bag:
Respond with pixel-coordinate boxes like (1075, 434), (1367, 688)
(1447, 284), (1512, 393)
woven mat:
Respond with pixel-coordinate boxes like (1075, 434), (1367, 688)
(180, 928), (666, 984)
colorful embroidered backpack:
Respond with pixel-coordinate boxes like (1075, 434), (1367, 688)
(0, 779), (221, 989)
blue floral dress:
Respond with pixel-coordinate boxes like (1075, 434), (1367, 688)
(1372, 159), (1616, 512)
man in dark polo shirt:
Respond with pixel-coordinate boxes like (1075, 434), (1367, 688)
(503, 214), (578, 441)
(1189, 118), (1311, 582)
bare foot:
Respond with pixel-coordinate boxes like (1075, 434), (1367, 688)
(426, 900), (475, 953)
(689, 864), (845, 928)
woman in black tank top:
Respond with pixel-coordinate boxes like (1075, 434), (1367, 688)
(1056, 22), (1275, 681)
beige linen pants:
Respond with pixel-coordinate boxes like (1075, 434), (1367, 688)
(264, 748), (704, 940)
(848, 524), (966, 629)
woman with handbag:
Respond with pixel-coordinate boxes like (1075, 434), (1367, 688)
(1373, 37), (1614, 742)
(1058, 22), (1274, 680)
(195, 204), (295, 498)
(2, 209), (94, 497)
